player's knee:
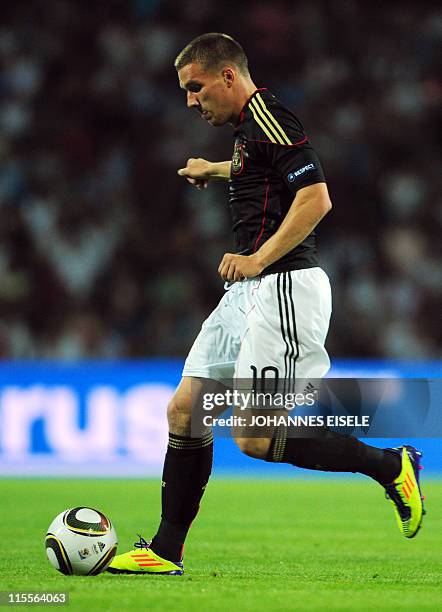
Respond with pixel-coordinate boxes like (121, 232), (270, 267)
(234, 437), (269, 460)
(167, 397), (192, 436)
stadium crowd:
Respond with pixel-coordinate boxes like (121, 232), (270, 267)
(0, 0), (440, 359)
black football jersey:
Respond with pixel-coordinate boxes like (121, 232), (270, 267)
(229, 88), (326, 274)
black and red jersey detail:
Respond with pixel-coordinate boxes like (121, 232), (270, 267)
(229, 88), (326, 274)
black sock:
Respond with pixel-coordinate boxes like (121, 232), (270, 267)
(266, 425), (400, 485)
(150, 432), (213, 561)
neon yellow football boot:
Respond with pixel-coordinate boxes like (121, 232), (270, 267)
(384, 446), (425, 538)
(107, 536), (183, 575)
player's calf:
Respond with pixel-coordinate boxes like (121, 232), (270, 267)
(110, 376), (219, 573)
(234, 436), (271, 459)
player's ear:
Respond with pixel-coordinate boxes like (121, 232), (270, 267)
(222, 68), (235, 88)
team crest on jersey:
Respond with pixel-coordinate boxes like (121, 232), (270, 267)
(232, 140), (244, 175)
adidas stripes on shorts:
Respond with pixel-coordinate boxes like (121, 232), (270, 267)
(182, 267), (332, 385)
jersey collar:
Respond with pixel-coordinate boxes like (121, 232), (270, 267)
(236, 88), (268, 126)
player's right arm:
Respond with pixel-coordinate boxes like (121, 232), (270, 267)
(178, 158), (231, 189)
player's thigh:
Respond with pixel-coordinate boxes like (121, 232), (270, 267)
(235, 269), (332, 383)
(168, 376), (230, 434)
(167, 377), (195, 427)
(284, 267), (332, 379)
(234, 275), (286, 383)
(183, 284), (247, 381)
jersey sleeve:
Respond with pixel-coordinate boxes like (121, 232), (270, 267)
(249, 93), (326, 195)
(268, 143), (326, 195)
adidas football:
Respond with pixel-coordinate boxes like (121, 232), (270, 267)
(45, 507), (118, 576)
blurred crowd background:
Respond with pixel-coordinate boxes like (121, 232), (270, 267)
(0, 0), (440, 360)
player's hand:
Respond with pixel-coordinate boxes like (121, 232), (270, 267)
(178, 158), (211, 190)
(218, 253), (264, 282)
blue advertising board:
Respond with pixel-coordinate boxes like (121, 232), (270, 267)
(0, 360), (440, 476)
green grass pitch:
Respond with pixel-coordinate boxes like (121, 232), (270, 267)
(1, 478), (441, 611)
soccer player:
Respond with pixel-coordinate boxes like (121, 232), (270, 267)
(108, 33), (425, 575)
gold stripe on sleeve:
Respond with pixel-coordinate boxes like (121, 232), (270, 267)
(249, 99), (277, 143)
(249, 97), (281, 143)
(255, 93), (293, 145)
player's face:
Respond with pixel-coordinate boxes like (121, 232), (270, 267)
(178, 63), (235, 126)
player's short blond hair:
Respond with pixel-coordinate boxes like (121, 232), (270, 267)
(174, 33), (249, 76)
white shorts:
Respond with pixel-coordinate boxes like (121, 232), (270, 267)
(183, 267), (332, 385)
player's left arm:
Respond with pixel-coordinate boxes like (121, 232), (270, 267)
(218, 182), (331, 281)
(255, 181), (331, 270)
